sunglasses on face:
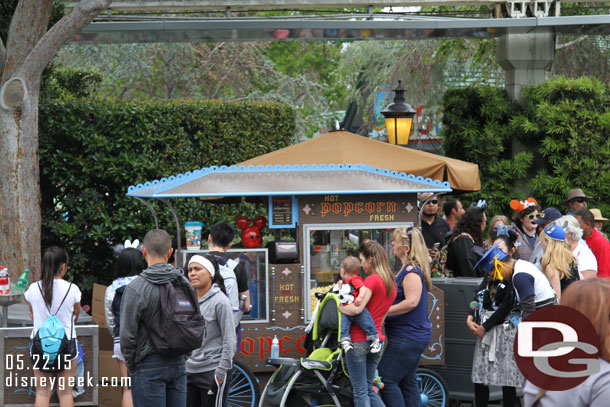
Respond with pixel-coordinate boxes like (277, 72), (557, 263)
(525, 213), (541, 220)
(571, 198), (587, 204)
(427, 200), (439, 205)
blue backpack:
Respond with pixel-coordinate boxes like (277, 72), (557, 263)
(31, 282), (75, 372)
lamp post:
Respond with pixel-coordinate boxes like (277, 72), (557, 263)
(381, 80), (416, 146)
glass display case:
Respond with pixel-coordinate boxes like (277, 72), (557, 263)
(182, 248), (269, 323)
(304, 222), (412, 320)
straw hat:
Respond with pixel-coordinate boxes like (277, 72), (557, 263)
(590, 208), (609, 223)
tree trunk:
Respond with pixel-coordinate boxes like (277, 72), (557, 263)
(0, 79), (41, 282)
(0, 0), (112, 284)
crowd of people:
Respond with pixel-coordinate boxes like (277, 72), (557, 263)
(22, 187), (610, 407)
(25, 222), (247, 407)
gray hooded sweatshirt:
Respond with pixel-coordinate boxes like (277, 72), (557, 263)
(186, 284), (237, 379)
(119, 262), (189, 373)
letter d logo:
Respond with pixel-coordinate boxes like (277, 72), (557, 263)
(517, 321), (577, 357)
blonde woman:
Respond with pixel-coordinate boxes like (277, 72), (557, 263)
(540, 223), (579, 301)
(378, 227), (432, 407)
(485, 215), (510, 249)
(341, 239), (396, 407)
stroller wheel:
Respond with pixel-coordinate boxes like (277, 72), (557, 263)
(417, 368), (448, 407)
(229, 360), (261, 407)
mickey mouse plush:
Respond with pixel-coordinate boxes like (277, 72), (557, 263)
(332, 282), (355, 305)
(235, 216), (267, 248)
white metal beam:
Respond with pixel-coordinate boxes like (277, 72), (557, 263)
(66, 0), (518, 12)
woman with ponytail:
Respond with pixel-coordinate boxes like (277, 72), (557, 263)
(341, 239), (396, 407)
(378, 227), (432, 407)
(25, 246), (81, 407)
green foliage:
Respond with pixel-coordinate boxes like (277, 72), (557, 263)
(39, 93), (295, 303)
(40, 69), (102, 100)
(442, 77), (610, 226)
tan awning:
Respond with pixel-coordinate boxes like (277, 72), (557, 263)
(240, 131), (480, 192)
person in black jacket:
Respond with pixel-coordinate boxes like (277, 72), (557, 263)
(445, 206), (487, 277)
(466, 234), (523, 407)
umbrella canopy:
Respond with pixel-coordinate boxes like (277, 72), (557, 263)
(240, 131), (480, 192)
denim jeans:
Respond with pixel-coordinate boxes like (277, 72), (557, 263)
(344, 341), (385, 407)
(131, 353), (187, 407)
(378, 336), (428, 407)
(340, 308), (379, 342)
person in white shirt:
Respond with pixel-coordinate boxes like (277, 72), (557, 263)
(25, 246), (82, 407)
(558, 215), (597, 279)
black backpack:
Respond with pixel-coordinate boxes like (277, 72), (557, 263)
(146, 276), (205, 356)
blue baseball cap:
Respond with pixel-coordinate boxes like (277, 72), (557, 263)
(533, 207), (562, 225)
(473, 242), (508, 274)
(544, 223), (566, 241)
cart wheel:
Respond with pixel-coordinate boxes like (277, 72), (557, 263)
(417, 368), (448, 407)
(229, 360), (261, 407)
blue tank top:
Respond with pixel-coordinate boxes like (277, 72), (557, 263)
(384, 264), (432, 344)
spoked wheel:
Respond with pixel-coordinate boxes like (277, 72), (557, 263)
(417, 368), (449, 407)
(229, 360), (261, 407)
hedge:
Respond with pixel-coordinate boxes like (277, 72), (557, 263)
(441, 77), (610, 225)
(39, 97), (295, 302)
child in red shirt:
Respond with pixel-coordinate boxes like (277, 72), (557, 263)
(334, 256), (381, 353)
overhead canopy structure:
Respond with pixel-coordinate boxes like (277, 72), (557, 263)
(126, 131), (479, 201)
(127, 162), (452, 199)
(239, 131), (480, 192)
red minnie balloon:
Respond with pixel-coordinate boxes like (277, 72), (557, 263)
(236, 216), (250, 231)
(235, 215), (267, 248)
(253, 216), (267, 230)
(242, 227), (262, 248)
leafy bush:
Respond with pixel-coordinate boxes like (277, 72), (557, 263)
(40, 96), (294, 303)
(442, 77), (610, 223)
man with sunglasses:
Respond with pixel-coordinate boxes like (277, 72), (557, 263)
(418, 193), (452, 253)
(564, 188), (592, 215)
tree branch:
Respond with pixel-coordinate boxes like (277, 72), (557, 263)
(211, 52), (239, 99)
(17, 0), (111, 79)
(556, 35), (588, 50)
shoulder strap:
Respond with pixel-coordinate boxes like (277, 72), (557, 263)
(37, 282), (72, 315)
(54, 283), (72, 315)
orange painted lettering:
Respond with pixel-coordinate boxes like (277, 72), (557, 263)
(377, 202), (385, 212)
(387, 202), (396, 212)
(332, 203), (341, 214)
(365, 202), (375, 213)
(321, 203), (331, 217)
(344, 202), (354, 217)
(355, 202), (364, 213)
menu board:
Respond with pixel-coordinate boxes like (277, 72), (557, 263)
(268, 196), (297, 228)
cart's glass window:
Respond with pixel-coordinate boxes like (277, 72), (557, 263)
(183, 249), (268, 323)
(306, 227), (399, 320)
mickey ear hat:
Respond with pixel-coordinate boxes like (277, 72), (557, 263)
(510, 197), (537, 213)
(473, 242), (508, 274)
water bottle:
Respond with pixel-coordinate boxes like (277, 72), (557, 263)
(16, 269), (30, 291)
(271, 335), (280, 359)
(0, 266), (10, 294)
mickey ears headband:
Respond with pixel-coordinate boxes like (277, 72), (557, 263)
(510, 197), (537, 213)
